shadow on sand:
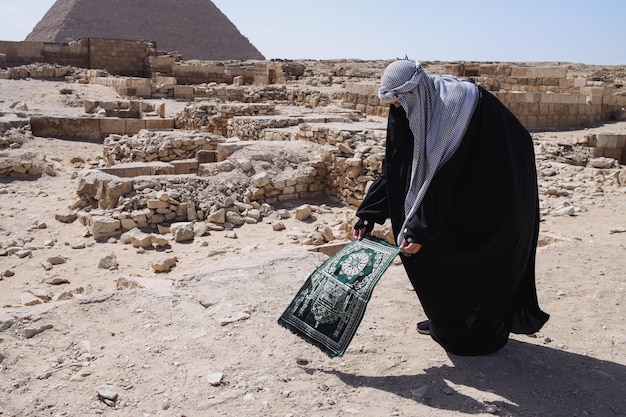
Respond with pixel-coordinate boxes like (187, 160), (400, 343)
(322, 339), (625, 416)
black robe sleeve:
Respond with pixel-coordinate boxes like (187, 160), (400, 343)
(356, 104), (416, 237)
(354, 166), (389, 225)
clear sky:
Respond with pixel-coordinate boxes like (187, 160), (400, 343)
(0, 0), (623, 65)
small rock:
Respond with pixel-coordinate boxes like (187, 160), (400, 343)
(295, 204), (312, 220)
(55, 211), (78, 223)
(552, 206), (576, 216)
(150, 234), (170, 247)
(96, 385), (118, 406)
(194, 222), (208, 237)
(252, 172), (270, 187)
(24, 324), (53, 339)
(98, 253), (118, 269)
(207, 209), (226, 224)
(174, 226), (195, 243)
(224, 231), (238, 239)
(410, 385), (429, 399)
(272, 222), (286, 231)
(44, 276), (70, 285)
(206, 372), (224, 386)
(219, 312), (250, 326)
(70, 240), (86, 249)
(14, 249), (32, 259)
(47, 255), (66, 265)
(152, 256), (178, 272)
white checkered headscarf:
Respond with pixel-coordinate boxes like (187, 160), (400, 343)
(378, 59), (479, 246)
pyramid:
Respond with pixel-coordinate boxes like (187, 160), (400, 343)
(25, 0), (265, 61)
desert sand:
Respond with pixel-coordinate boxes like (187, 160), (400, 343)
(0, 76), (625, 417)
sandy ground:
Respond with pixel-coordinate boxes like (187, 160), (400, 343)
(0, 77), (625, 417)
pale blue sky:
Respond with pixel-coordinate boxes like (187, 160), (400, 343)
(0, 0), (623, 65)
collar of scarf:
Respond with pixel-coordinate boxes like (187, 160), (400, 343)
(378, 59), (479, 246)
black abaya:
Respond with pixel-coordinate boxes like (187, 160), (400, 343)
(356, 87), (549, 355)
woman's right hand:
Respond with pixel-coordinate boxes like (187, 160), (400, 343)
(353, 226), (367, 241)
(353, 219), (373, 240)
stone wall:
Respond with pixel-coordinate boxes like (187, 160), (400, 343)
(0, 64), (75, 80)
(88, 74), (153, 97)
(87, 39), (154, 77)
(341, 78), (626, 130)
(0, 39), (155, 77)
(93, 119), (386, 222)
(0, 40), (87, 68)
(174, 103), (277, 136)
(30, 116), (174, 141)
(102, 130), (223, 165)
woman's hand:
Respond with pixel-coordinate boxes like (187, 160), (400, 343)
(401, 239), (422, 254)
(353, 226), (367, 241)
(353, 219), (373, 241)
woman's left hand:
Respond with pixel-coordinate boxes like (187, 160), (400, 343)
(401, 240), (422, 254)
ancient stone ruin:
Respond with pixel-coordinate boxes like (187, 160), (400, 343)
(25, 0), (264, 61)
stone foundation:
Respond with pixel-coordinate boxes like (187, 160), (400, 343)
(30, 116), (175, 141)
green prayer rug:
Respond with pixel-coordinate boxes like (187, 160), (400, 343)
(278, 237), (401, 357)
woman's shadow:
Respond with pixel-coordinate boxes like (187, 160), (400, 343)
(321, 339), (626, 416)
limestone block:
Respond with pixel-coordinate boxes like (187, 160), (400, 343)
(344, 82), (378, 96)
(120, 218), (138, 230)
(31, 116), (101, 140)
(174, 85), (194, 99)
(90, 216), (121, 239)
(596, 134), (626, 149)
(511, 67), (567, 78)
(145, 118), (175, 130)
(147, 199), (170, 209)
(125, 119), (146, 135)
(100, 118), (126, 136)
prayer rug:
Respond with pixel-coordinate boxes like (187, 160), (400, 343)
(278, 237), (401, 357)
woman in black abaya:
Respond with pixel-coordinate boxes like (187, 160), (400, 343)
(354, 59), (549, 356)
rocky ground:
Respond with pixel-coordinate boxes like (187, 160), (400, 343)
(0, 75), (625, 417)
